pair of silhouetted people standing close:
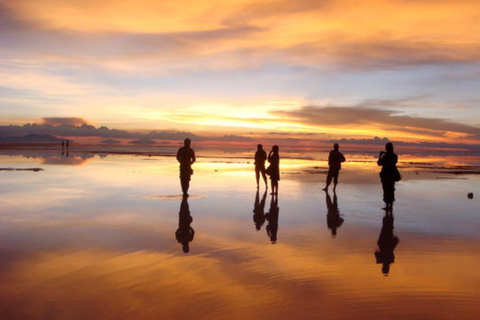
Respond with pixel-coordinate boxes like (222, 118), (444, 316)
(254, 144), (268, 189)
(175, 197), (194, 253)
(323, 143), (346, 191)
(177, 138), (196, 197)
(377, 142), (400, 209)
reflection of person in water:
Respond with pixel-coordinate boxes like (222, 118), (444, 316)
(265, 193), (279, 243)
(375, 207), (399, 275)
(254, 144), (268, 189)
(253, 188), (267, 231)
(325, 190), (344, 238)
(175, 197), (195, 253)
(323, 143), (346, 191)
(377, 142), (398, 208)
(267, 145), (280, 195)
(176, 138), (196, 197)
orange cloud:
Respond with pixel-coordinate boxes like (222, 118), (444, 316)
(271, 104), (480, 143)
(40, 117), (89, 126)
(2, 0), (480, 69)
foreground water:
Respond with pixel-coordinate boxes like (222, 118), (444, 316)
(0, 148), (479, 319)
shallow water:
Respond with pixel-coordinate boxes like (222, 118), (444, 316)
(0, 150), (479, 319)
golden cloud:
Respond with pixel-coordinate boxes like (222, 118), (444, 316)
(2, 0), (480, 68)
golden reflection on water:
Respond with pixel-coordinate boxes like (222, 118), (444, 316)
(2, 241), (479, 320)
(0, 152), (479, 319)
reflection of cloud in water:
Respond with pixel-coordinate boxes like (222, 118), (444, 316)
(42, 156), (91, 166)
(137, 194), (206, 201)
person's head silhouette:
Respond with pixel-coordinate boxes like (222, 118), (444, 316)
(334, 143), (339, 151)
(184, 138), (191, 148)
(385, 142), (394, 153)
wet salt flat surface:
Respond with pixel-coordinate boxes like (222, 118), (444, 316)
(0, 150), (479, 319)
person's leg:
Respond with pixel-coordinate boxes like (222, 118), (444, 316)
(181, 175), (190, 196)
(255, 167), (260, 187)
(261, 168), (268, 187)
(333, 170), (339, 190)
(324, 170), (333, 190)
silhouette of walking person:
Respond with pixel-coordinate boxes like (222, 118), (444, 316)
(254, 144), (268, 189)
(323, 143), (345, 191)
(175, 197), (195, 253)
(377, 142), (399, 209)
(265, 193), (279, 244)
(176, 138), (196, 197)
(375, 207), (399, 275)
(253, 188), (267, 231)
(325, 190), (344, 238)
(267, 145), (280, 195)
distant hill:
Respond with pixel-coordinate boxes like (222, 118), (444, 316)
(0, 134), (64, 144)
(100, 139), (121, 145)
(129, 138), (157, 145)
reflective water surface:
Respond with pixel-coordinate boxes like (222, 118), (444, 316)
(0, 149), (479, 319)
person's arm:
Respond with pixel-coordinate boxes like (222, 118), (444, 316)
(341, 153), (346, 163)
(176, 148), (182, 163)
(191, 150), (196, 165)
(377, 152), (385, 166)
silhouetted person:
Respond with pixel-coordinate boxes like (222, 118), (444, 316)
(176, 138), (196, 197)
(66, 140), (69, 149)
(325, 190), (344, 238)
(375, 207), (399, 275)
(267, 145), (280, 195)
(265, 193), (279, 243)
(377, 142), (399, 208)
(253, 188), (267, 230)
(323, 143), (345, 191)
(175, 197), (195, 253)
(254, 144), (268, 189)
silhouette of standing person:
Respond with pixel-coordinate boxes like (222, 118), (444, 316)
(267, 145), (280, 195)
(253, 188), (267, 231)
(265, 193), (279, 244)
(176, 138), (196, 197)
(377, 142), (399, 209)
(323, 143), (346, 191)
(325, 190), (344, 238)
(254, 144), (268, 189)
(175, 197), (195, 253)
(375, 207), (399, 275)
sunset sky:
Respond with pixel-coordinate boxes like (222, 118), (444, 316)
(1, 0), (480, 144)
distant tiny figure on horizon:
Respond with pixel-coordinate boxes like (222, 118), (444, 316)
(254, 144), (268, 189)
(266, 145), (280, 195)
(323, 143), (346, 192)
(176, 138), (196, 197)
(377, 142), (400, 209)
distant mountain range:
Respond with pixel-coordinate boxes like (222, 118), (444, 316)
(0, 134), (64, 143)
(0, 123), (478, 151)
